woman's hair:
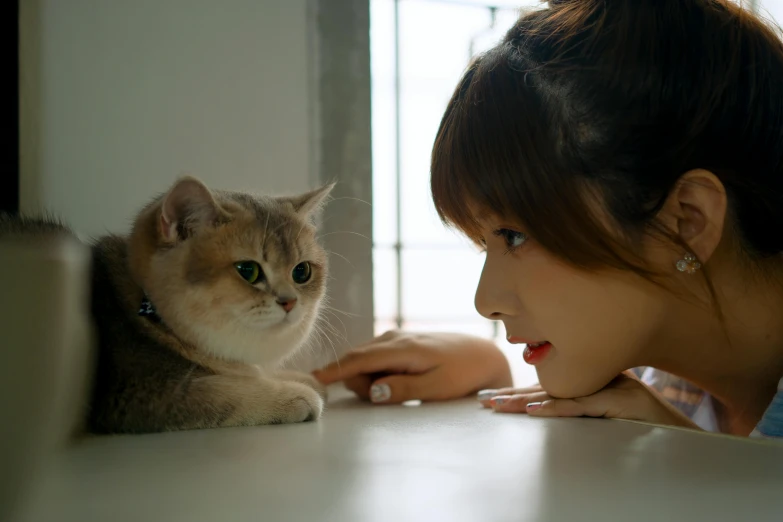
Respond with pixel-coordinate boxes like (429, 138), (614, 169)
(431, 0), (783, 276)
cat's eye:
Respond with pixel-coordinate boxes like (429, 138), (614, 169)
(235, 261), (264, 284)
(292, 262), (312, 284)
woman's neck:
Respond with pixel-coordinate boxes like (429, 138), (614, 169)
(650, 268), (783, 435)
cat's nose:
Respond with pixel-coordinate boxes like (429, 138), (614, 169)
(276, 297), (297, 313)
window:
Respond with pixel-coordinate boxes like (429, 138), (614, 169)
(759, 0), (783, 22)
(371, 0), (541, 385)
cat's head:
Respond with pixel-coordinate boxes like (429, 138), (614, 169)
(128, 176), (333, 368)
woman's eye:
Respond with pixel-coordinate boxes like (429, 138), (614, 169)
(235, 261), (264, 284)
(494, 228), (528, 250)
(292, 262), (312, 284)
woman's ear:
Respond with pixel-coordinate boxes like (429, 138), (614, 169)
(657, 169), (728, 263)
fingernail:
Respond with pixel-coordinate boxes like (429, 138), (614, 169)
(526, 402), (543, 412)
(370, 383), (391, 403)
(491, 395), (511, 406)
(477, 389), (497, 401)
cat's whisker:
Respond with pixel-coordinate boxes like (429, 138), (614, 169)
(314, 311), (346, 352)
(318, 318), (347, 345)
(260, 211), (271, 253)
(317, 318), (349, 358)
(325, 249), (355, 269)
(319, 316), (351, 340)
(317, 230), (370, 241)
(298, 323), (318, 354)
(263, 220), (290, 240)
(295, 221), (308, 242)
(326, 196), (372, 207)
(319, 297), (357, 321)
(322, 304), (359, 318)
(318, 302), (350, 327)
(306, 320), (339, 366)
(314, 311), (342, 339)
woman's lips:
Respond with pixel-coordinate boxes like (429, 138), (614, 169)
(507, 336), (544, 345)
(522, 342), (552, 365)
(506, 337), (553, 365)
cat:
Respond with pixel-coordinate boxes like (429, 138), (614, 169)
(0, 176), (333, 433)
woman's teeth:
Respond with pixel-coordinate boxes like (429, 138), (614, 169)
(528, 341), (548, 348)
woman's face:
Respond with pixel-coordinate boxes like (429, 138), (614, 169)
(474, 215), (675, 398)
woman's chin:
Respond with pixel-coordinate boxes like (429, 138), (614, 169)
(537, 369), (611, 399)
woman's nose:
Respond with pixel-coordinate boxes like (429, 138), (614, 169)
(474, 256), (516, 319)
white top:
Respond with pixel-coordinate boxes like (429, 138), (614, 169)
(16, 387), (783, 522)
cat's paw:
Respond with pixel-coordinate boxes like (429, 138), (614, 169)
(275, 370), (328, 401)
(274, 381), (324, 424)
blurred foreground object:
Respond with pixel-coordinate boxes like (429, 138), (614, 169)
(0, 234), (93, 520)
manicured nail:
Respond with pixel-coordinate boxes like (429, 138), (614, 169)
(526, 402), (543, 412)
(491, 395), (511, 406)
(477, 389), (497, 401)
(370, 383), (391, 403)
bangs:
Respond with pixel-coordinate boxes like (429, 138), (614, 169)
(431, 45), (549, 244)
(430, 40), (648, 272)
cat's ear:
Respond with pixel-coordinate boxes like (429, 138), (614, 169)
(289, 183), (335, 222)
(159, 177), (224, 242)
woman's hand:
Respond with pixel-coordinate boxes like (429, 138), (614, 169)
(478, 372), (701, 430)
(313, 330), (513, 404)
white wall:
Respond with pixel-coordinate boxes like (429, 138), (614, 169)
(20, 0), (314, 237)
(19, 0), (375, 360)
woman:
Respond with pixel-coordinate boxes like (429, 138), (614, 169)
(315, 0), (783, 438)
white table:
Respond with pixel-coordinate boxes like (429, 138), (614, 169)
(16, 387), (783, 522)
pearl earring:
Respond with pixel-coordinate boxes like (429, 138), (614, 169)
(675, 252), (701, 274)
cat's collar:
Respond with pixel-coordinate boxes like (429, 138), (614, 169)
(138, 294), (162, 324)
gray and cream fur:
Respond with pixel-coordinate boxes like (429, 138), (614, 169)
(0, 177), (333, 433)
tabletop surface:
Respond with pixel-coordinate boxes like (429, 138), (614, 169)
(16, 386), (783, 522)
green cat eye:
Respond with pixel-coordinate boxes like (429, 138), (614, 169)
(292, 262), (312, 284)
(235, 261), (263, 284)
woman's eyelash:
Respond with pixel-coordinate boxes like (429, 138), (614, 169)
(492, 228), (528, 252)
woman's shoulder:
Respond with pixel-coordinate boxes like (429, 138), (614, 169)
(638, 367), (783, 438)
(635, 367), (718, 431)
(635, 367), (708, 416)
(750, 377), (783, 439)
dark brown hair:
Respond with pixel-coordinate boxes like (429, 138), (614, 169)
(432, 0), (783, 276)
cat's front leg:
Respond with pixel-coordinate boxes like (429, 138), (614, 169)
(274, 369), (328, 401)
(187, 375), (324, 427)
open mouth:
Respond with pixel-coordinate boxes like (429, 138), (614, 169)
(523, 341), (552, 365)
